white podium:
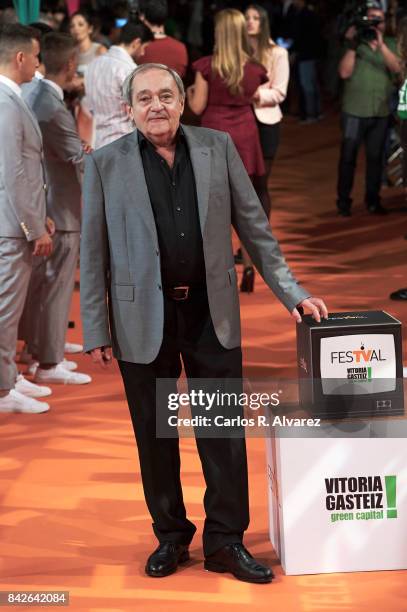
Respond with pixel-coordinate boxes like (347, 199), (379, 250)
(266, 420), (407, 575)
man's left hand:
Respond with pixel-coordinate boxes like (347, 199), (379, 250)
(375, 29), (384, 48)
(46, 216), (56, 236)
(82, 142), (93, 154)
(369, 28), (383, 51)
(291, 297), (328, 324)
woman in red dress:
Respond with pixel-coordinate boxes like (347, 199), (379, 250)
(187, 8), (267, 292)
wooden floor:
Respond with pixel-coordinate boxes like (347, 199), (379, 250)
(1, 113), (407, 611)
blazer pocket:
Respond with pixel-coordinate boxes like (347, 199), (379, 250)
(111, 284), (134, 301)
(227, 266), (237, 286)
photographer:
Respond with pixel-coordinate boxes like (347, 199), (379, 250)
(336, 1), (401, 216)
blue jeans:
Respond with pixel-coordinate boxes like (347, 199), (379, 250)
(297, 60), (321, 120)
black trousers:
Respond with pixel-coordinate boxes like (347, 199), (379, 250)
(254, 121), (281, 217)
(118, 288), (249, 557)
(256, 120), (281, 161)
(337, 113), (389, 210)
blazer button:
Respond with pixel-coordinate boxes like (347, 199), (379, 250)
(158, 285), (162, 291)
(156, 249), (159, 256)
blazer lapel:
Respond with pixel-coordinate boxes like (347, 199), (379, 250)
(182, 124), (211, 235)
(119, 131), (158, 246)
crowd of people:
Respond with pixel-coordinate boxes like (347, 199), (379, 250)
(0, 0), (406, 411)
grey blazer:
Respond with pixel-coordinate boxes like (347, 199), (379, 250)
(23, 80), (82, 232)
(0, 82), (46, 241)
(80, 125), (310, 362)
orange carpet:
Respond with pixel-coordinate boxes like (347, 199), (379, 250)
(1, 113), (407, 611)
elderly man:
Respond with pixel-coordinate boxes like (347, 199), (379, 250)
(80, 63), (327, 583)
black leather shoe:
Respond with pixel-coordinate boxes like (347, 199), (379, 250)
(204, 543), (273, 583)
(337, 208), (351, 217)
(240, 267), (255, 293)
(390, 288), (407, 301)
(234, 248), (243, 265)
(367, 204), (388, 215)
(336, 199), (352, 216)
(145, 542), (190, 577)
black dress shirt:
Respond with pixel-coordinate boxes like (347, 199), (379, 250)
(138, 129), (206, 288)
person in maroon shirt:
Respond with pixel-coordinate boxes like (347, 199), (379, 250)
(187, 8), (267, 292)
(138, 0), (188, 78)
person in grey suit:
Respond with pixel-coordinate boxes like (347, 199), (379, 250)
(80, 63), (328, 583)
(0, 24), (53, 415)
(20, 21), (53, 100)
(20, 32), (92, 386)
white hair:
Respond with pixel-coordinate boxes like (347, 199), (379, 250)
(122, 63), (185, 106)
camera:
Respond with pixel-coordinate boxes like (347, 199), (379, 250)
(340, 0), (384, 43)
(128, 0), (140, 22)
(354, 13), (383, 42)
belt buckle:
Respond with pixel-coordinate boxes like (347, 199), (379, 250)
(173, 286), (189, 301)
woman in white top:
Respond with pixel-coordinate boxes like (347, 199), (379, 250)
(245, 4), (290, 218)
(69, 11), (107, 74)
(69, 11), (107, 145)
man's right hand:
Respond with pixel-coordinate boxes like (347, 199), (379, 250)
(343, 25), (360, 52)
(90, 346), (113, 368)
(33, 232), (53, 257)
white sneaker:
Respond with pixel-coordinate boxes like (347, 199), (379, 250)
(26, 360), (39, 376)
(27, 358), (77, 376)
(34, 363), (92, 385)
(64, 342), (83, 354)
(60, 358), (78, 371)
(0, 389), (50, 414)
(15, 374), (52, 398)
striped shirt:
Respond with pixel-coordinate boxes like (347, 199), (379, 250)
(85, 46), (136, 149)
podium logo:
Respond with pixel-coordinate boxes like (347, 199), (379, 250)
(331, 343), (387, 381)
(325, 475), (398, 523)
(330, 343), (387, 365)
(320, 334), (396, 386)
